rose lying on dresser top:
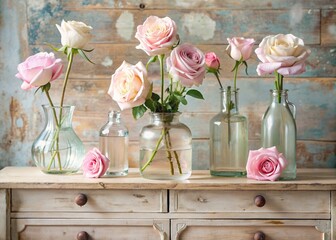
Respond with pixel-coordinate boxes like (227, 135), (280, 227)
(246, 146), (288, 181)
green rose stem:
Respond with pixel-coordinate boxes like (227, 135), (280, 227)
(213, 71), (223, 89)
(166, 130), (182, 174)
(140, 128), (166, 172)
(275, 71), (284, 103)
(226, 86), (232, 144)
(44, 89), (62, 171)
(163, 129), (174, 175)
(49, 48), (75, 172)
(158, 54), (165, 106)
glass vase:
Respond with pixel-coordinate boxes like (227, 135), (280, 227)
(261, 89), (297, 180)
(210, 88), (248, 177)
(139, 112), (192, 180)
(32, 105), (85, 174)
(99, 110), (129, 176)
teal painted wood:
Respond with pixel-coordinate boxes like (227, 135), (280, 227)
(62, 0), (336, 10)
(27, 5), (321, 44)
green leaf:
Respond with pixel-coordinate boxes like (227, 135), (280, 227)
(186, 89), (204, 100)
(145, 99), (156, 112)
(174, 93), (187, 105)
(82, 48), (94, 52)
(146, 56), (158, 69)
(151, 92), (160, 101)
(132, 105), (147, 120)
(34, 86), (43, 95)
(78, 49), (95, 64)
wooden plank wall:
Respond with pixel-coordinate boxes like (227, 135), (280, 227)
(1, 0), (335, 169)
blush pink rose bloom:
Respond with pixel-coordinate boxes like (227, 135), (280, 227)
(166, 43), (206, 87)
(82, 148), (110, 178)
(255, 34), (311, 76)
(226, 37), (255, 61)
(108, 61), (151, 110)
(246, 146), (288, 181)
(15, 52), (63, 90)
(205, 52), (220, 72)
(135, 16), (178, 56)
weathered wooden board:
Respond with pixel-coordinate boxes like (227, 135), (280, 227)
(61, 0), (336, 10)
(322, 10), (336, 45)
(27, 7), (321, 45)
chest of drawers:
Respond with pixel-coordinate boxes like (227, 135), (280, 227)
(0, 167), (335, 240)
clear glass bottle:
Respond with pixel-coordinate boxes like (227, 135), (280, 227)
(210, 88), (248, 177)
(261, 89), (297, 180)
(139, 112), (192, 180)
(99, 110), (129, 176)
(32, 105), (85, 174)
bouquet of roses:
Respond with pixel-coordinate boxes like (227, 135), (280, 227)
(108, 16), (206, 175)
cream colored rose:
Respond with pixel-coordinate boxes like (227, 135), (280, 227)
(108, 61), (151, 110)
(56, 20), (93, 49)
(255, 34), (310, 75)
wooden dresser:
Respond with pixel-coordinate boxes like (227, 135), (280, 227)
(0, 167), (335, 240)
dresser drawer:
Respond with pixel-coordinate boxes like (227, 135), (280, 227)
(170, 190), (330, 219)
(12, 219), (169, 240)
(12, 189), (167, 213)
(171, 219), (330, 240)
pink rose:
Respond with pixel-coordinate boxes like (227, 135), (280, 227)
(246, 146), (288, 181)
(226, 37), (255, 61)
(255, 34), (311, 76)
(82, 148), (110, 178)
(135, 16), (178, 56)
(166, 43), (205, 87)
(205, 52), (220, 72)
(108, 61), (151, 110)
(15, 52), (63, 90)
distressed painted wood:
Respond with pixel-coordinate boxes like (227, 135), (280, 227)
(27, 8), (321, 45)
(322, 10), (336, 45)
(62, 0), (336, 10)
(12, 219), (170, 240)
(12, 189), (167, 213)
(171, 219), (330, 240)
(1, 167), (336, 239)
(0, 0), (335, 170)
(0, 190), (10, 240)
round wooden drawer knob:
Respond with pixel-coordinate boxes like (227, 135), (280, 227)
(254, 195), (266, 207)
(254, 231), (266, 240)
(75, 193), (88, 206)
(77, 231), (89, 240)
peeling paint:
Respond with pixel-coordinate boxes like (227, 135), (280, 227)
(328, 24), (336, 38)
(182, 13), (215, 41)
(289, 3), (304, 27)
(101, 56), (113, 67)
(116, 11), (134, 41)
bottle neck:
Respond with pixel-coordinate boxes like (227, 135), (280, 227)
(220, 89), (239, 114)
(108, 110), (121, 123)
(270, 89), (289, 105)
(150, 112), (181, 124)
(43, 105), (74, 128)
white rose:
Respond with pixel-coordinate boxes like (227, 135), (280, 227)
(56, 20), (93, 49)
(255, 34), (310, 76)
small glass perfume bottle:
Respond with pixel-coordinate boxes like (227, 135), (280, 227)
(99, 110), (129, 176)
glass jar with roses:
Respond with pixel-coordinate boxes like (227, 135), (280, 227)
(15, 20), (94, 174)
(255, 33), (311, 179)
(108, 16), (206, 180)
(207, 37), (255, 177)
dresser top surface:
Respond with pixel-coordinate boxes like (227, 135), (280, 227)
(0, 167), (335, 190)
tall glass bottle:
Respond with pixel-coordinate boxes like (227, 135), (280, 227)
(261, 89), (297, 179)
(210, 88), (248, 177)
(99, 110), (129, 176)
